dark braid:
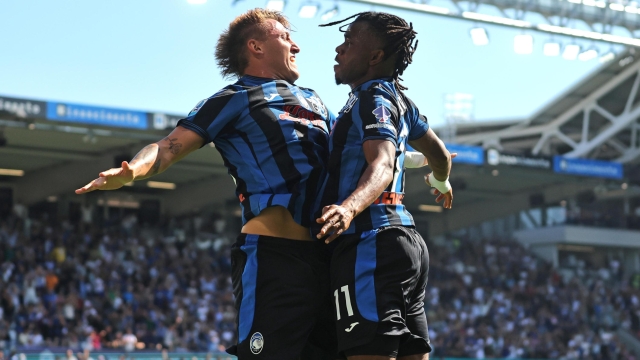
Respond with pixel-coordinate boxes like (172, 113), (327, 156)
(320, 12), (418, 90)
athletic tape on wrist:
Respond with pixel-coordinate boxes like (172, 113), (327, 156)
(404, 151), (428, 168)
(425, 173), (452, 194)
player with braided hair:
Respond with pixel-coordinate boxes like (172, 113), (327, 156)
(314, 11), (453, 360)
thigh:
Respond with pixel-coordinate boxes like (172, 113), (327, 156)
(330, 227), (427, 356)
(398, 229), (431, 358)
(228, 234), (330, 360)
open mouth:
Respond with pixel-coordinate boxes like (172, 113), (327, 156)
(290, 55), (296, 63)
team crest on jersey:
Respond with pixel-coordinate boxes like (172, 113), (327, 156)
(306, 95), (328, 117)
(188, 99), (207, 116)
(340, 94), (358, 114)
(250, 332), (264, 354)
(296, 93), (310, 109)
(372, 105), (391, 123)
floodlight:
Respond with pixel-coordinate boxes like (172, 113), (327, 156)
(599, 51), (615, 63)
(582, 0), (596, 5)
(543, 42), (560, 56)
(578, 49), (598, 61)
(562, 44), (581, 60)
(266, 0), (285, 11)
(513, 34), (533, 54)
(567, 0), (581, 3)
(299, 3), (319, 18)
(626, 5), (638, 12)
(470, 28), (489, 46)
(186, 0), (207, 3)
(321, 6), (338, 21)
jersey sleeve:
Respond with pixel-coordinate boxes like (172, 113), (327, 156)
(406, 98), (430, 141)
(177, 87), (247, 144)
(354, 86), (399, 145)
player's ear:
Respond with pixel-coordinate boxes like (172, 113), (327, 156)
(247, 39), (264, 57)
(369, 49), (385, 66)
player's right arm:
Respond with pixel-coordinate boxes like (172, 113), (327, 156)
(75, 126), (204, 194)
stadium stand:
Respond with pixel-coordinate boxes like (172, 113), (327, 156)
(0, 205), (236, 354)
(2, 202), (639, 359)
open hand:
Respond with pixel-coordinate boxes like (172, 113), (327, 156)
(75, 161), (135, 194)
(316, 204), (355, 243)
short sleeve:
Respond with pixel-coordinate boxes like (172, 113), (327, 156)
(177, 87), (247, 144)
(407, 99), (430, 141)
(354, 87), (399, 145)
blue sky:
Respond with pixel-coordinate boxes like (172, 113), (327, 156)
(0, 0), (617, 127)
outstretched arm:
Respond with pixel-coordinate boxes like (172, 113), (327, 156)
(408, 128), (453, 208)
(75, 126), (204, 194)
(316, 139), (395, 243)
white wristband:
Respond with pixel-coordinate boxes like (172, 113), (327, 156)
(425, 173), (452, 194)
(404, 151), (428, 168)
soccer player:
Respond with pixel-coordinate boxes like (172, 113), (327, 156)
(315, 12), (454, 360)
(76, 9), (335, 360)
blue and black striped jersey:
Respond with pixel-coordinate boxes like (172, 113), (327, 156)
(178, 75), (334, 228)
(315, 78), (430, 234)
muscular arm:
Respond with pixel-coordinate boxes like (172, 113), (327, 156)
(76, 126), (204, 194)
(316, 139), (395, 242)
(129, 127), (204, 180)
(408, 128), (451, 181)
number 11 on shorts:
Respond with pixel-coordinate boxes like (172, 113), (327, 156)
(334, 285), (354, 320)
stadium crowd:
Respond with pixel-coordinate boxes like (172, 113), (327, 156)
(0, 203), (639, 359)
(0, 204), (236, 353)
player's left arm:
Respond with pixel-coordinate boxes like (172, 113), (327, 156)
(316, 139), (395, 243)
(409, 128), (453, 208)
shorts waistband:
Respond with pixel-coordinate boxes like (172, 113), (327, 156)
(236, 233), (321, 248)
(373, 191), (404, 205)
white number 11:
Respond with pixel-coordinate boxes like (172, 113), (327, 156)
(334, 285), (354, 320)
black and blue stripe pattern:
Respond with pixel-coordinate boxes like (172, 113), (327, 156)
(316, 78), (430, 234)
(178, 75), (334, 228)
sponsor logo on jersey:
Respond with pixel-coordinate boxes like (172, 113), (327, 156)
(279, 112), (328, 133)
(264, 93), (278, 101)
(345, 322), (359, 332)
(250, 332), (264, 354)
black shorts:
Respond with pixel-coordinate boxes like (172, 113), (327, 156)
(226, 234), (337, 360)
(330, 226), (432, 358)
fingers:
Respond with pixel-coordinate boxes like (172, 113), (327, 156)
(121, 161), (131, 171)
(75, 178), (101, 194)
(450, 152), (458, 159)
(99, 167), (123, 178)
(325, 229), (343, 244)
(317, 206), (337, 224)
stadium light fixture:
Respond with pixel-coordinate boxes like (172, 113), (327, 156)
(599, 51), (615, 63)
(0, 168), (24, 176)
(514, 34), (533, 54)
(609, 3), (624, 11)
(578, 48), (598, 61)
(186, 0), (207, 4)
(562, 44), (581, 60)
(299, 3), (319, 18)
(543, 42), (560, 56)
(266, 0), (285, 11)
(147, 181), (176, 190)
(321, 5), (339, 21)
(342, 0), (640, 47)
(470, 27), (489, 46)
(462, 12), (530, 27)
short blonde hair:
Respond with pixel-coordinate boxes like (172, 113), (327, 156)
(215, 8), (290, 79)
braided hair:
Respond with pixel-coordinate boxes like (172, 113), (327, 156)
(320, 12), (418, 90)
